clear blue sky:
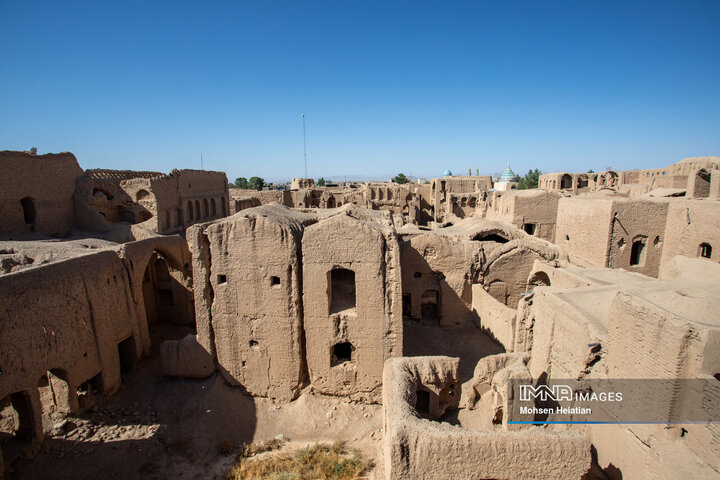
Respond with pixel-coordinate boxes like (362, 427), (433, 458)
(1, 1), (719, 182)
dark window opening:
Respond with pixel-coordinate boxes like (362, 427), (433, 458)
(523, 223), (537, 235)
(492, 408), (504, 425)
(528, 271), (551, 290)
(699, 243), (712, 259)
(77, 374), (102, 409)
(271, 276), (280, 286)
(118, 335), (137, 373)
(329, 268), (356, 314)
(154, 258), (171, 282)
(249, 340), (258, 348)
(421, 289), (440, 320)
(217, 274), (227, 284)
(187, 201), (194, 221)
(331, 342), (353, 366)
(211, 198), (217, 216)
(415, 390), (430, 416)
(561, 174), (572, 189)
(158, 289), (174, 307)
(402, 294), (411, 316)
(630, 239), (645, 266)
(20, 197), (36, 225)
(1, 392), (35, 466)
(473, 233), (509, 243)
(413, 272), (422, 278)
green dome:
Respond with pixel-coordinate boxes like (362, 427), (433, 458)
(499, 164), (518, 182)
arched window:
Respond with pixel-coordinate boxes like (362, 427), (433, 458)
(327, 197), (336, 208)
(560, 174), (572, 189)
(699, 243), (713, 259)
(630, 238), (646, 266)
(195, 200), (201, 219)
(203, 199), (209, 218)
(221, 197), (227, 216)
(187, 201), (194, 221)
(211, 198), (217, 216)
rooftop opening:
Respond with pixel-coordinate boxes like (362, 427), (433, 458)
(473, 232), (509, 243)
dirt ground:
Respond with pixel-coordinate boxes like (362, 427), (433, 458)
(9, 321), (501, 479)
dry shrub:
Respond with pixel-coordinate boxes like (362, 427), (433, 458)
(223, 441), (372, 480)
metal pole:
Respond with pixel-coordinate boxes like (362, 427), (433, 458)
(302, 114), (307, 179)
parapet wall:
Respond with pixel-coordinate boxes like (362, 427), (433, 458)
(0, 151), (84, 237)
(382, 356), (591, 480)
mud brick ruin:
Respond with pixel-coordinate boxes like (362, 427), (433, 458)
(1, 149), (719, 479)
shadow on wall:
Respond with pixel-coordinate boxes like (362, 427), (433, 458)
(400, 245), (476, 327)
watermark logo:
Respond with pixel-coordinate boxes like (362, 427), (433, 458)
(519, 384), (573, 402)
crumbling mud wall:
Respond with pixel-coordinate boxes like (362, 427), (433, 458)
(0, 235), (194, 471)
(188, 204), (402, 403)
(660, 200), (720, 269)
(486, 189), (562, 242)
(399, 233), (479, 327)
(382, 356), (591, 480)
(517, 260), (720, 479)
(303, 209), (403, 401)
(188, 207), (313, 401)
(0, 151), (84, 237)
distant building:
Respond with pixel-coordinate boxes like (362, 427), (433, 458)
(494, 164), (519, 191)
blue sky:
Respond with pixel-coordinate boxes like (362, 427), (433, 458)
(1, 1), (718, 182)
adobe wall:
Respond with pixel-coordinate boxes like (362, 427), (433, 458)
(0, 234), (194, 469)
(150, 170), (230, 234)
(606, 198), (668, 277)
(188, 204), (402, 402)
(398, 233), (478, 327)
(0, 151), (84, 237)
(187, 207), (313, 401)
(487, 190), (562, 242)
(382, 356), (591, 480)
(471, 284), (516, 350)
(555, 197), (615, 267)
(661, 200), (720, 269)
(518, 261), (720, 479)
(303, 210), (403, 401)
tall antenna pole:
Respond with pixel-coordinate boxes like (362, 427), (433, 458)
(200, 153), (204, 170)
(302, 113), (307, 179)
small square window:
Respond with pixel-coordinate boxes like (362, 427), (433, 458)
(270, 276), (280, 286)
(217, 274), (227, 284)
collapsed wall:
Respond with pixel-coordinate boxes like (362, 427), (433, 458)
(0, 235), (193, 471)
(382, 356), (591, 480)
